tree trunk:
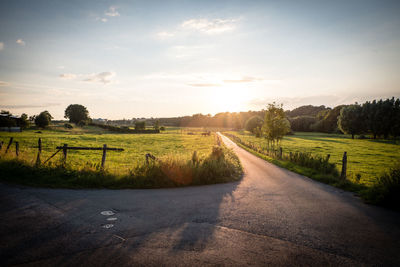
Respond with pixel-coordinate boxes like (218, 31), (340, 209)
(352, 134), (354, 139)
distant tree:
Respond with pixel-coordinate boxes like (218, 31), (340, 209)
(261, 103), (291, 146)
(64, 104), (89, 124)
(135, 121), (145, 130)
(154, 120), (160, 130)
(286, 105), (328, 118)
(18, 113), (29, 129)
(245, 116), (263, 134)
(289, 116), (316, 132)
(338, 104), (364, 139)
(311, 105), (346, 133)
(34, 111), (53, 128)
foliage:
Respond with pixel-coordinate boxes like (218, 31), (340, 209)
(311, 105), (345, 133)
(289, 116), (316, 132)
(244, 116), (263, 134)
(34, 111), (53, 128)
(90, 122), (159, 133)
(160, 126), (166, 131)
(64, 104), (90, 124)
(154, 120), (160, 130)
(286, 105), (329, 118)
(19, 113), (29, 129)
(363, 162), (400, 210)
(338, 104), (364, 139)
(135, 121), (146, 130)
(261, 103), (291, 146)
(0, 111), (17, 127)
(64, 123), (73, 129)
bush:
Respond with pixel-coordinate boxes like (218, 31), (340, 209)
(363, 162), (400, 210)
(64, 123), (73, 129)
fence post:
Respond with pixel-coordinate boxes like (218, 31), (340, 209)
(280, 147), (283, 159)
(0, 141), (3, 151)
(5, 137), (13, 154)
(36, 138), (42, 165)
(15, 142), (19, 157)
(326, 154), (330, 162)
(101, 144), (107, 169)
(62, 144), (68, 165)
(341, 152), (347, 179)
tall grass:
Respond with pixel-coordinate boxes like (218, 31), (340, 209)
(0, 143), (243, 189)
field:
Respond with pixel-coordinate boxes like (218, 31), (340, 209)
(227, 131), (400, 186)
(0, 126), (216, 175)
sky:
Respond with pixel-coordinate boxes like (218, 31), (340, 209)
(0, 0), (400, 120)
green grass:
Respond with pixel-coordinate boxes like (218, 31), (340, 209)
(0, 126), (243, 188)
(0, 126), (216, 175)
(227, 131), (400, 187)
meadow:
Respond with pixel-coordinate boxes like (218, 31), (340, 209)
(227, 131), (400, 186)
(0, 126), (216, 175)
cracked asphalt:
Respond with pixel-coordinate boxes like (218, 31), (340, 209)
(1, 133), (400, 266)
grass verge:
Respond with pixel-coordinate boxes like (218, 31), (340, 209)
(0, 146), (243, 189)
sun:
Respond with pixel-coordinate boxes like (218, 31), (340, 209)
(210, 86), (249, 112)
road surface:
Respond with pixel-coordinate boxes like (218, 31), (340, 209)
(1, 133), (400, 266)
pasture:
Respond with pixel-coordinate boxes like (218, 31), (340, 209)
(227, 131), (400, 186)
(0, 126), (216, 175)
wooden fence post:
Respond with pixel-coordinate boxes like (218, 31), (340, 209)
(101, 144), (107, 169)
(341, 152), (347, 179)
(5, 137), (13, 154)
(280, 147), (283, 159)
(0, 141), (3, 151)
(15, 142), (19, 157)
(62, 144), (68, 165)
(36, 138), (42, 165)
(326, 154), (330, 162)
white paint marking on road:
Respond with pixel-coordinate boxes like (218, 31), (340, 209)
(102, 224), (114, 229)
(107, 217), (118, 221)
(101, 210), (115, 216)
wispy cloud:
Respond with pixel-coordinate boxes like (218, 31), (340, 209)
(84, 72), (115, 84)
(59, 72), (116, 84)
(224, 76), (264, 83)
(16, 39), (25, 46)
(0, 103), (61, 109)
(156, 31), (175, 39)
(59, 73), (77, 79)
(0, 80), (10, 86)
(181, 18), (237, 34)
(0, 42), (4, 50)
(187, 83), (221, 87)
(105, 6), (120, 17)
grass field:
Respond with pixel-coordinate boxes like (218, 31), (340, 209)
(227, 131), (400, 186)
(0, 126), (216, 175)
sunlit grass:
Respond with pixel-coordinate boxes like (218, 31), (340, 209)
(227, 131), (400, 186)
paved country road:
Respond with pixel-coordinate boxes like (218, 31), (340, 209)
(1, 133), (400, 266)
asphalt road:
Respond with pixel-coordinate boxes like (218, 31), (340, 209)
(1, 133), (400, 266)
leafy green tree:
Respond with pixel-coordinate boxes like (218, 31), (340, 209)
(34, 111), (53, 128)
(64, 104), (89, 124)
(245, 115), (263, 134)
(154, 120), (160, 130)
(261, 103), (291, 146)
(338, 104), (364, 139)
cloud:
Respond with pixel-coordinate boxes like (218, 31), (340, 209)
(224, 76), (264, 83)
(59, 71), (116, 84)
(83, 72), (116, 84)
(59, 73), (77, 79)
(105, 6), (120, 17)
(187, 83), (221, 87)
(16, 39), (25, 46)
(181, 18), (237, 34)
(0, 42), (4, 50)
(0, 103), (60, 109)
(0, 81), (10, 86)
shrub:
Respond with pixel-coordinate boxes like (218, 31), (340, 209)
(64, 123), (73, 129)
(363, 162), (400, 210)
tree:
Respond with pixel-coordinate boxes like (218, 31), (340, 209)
(245, 116), (263, 134)
(64, 104), (89, 124)
(261, 103), (291, 147)
(18, 113), (29, 129)
(154, 120), (160, 130)
(135, 121), (145, 130)
(34, 111), (53, 128)
(338, 104), (364, 139)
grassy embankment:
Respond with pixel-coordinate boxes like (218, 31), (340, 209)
(0, 126), (242, 188)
